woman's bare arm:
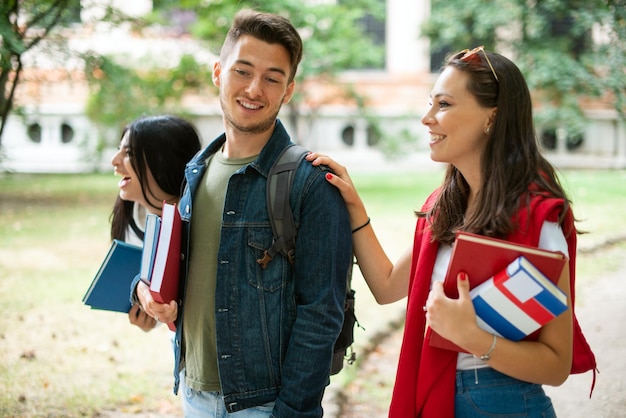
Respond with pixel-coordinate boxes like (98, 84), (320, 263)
(307, 153), (411, 304)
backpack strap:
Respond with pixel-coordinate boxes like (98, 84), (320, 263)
(256, 144), (360, 375)
(257, 144), (308, 269)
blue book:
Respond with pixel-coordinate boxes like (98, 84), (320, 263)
(82, 239), (142, 313)
(139, 213), (160, 284)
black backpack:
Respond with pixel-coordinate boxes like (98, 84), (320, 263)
(256, 144), (358, 375)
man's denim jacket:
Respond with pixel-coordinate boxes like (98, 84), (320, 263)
(173, 120), (352, 417)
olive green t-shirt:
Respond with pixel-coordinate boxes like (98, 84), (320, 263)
(183, 151), (256, 391)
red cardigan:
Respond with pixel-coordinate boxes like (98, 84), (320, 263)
(388, 189), (597, 418)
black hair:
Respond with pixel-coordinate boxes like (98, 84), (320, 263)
(110, 115), (201, 241)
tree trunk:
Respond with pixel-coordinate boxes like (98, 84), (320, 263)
(0, 55), (22, 147)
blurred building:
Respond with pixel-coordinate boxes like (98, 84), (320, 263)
(1, 0), (624, 173)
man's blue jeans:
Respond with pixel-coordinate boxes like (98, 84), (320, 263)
(455, 367), (557, 417)
(180, 370), (275, 418)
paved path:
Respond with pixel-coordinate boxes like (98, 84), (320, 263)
(544, 262), (626, 417)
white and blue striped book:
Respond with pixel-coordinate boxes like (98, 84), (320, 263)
(470, 256), (568, 341)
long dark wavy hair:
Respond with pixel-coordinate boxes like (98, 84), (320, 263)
(110, 115), (201, 241)
(424, 49), (574, 245)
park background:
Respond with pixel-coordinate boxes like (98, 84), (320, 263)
(2, 1), (625, 174)
(1, 166), (626, 417)
(1, 1), (625, 417)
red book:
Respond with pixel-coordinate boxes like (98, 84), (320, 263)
(428, 231), (567, 351)
(149, 202), (182, 331)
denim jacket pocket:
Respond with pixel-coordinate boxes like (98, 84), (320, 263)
(247, 227), (288, 292)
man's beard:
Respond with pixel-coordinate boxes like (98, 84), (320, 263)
(221, 96), (282, 135)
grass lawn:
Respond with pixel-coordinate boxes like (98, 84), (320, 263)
(0, 173), (180, 417)
(1, 169), (625, 417)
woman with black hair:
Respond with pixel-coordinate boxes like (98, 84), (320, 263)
(110, 114), (201, 331)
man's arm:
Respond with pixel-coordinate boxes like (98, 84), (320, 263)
(273, 168), (353, 417)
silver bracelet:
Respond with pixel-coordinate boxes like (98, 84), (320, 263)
(476, 334), (497, 361)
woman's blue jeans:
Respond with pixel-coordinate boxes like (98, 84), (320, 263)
(455, 367), (557, 417)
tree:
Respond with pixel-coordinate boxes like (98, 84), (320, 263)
(153, 0), (385, 145)
(83, 52), (214, 149)
(0, 0), (76, 146)
(83, 54), (212, 128)
(0, 1), (205, 154)
(0, 0), (136, 148)
(2, 1), (386, 154)
(422, 0), (626, 146)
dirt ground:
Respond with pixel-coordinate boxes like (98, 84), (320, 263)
(339, 244), (626, 418)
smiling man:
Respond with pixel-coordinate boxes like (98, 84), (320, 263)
(132, 9), (353, 418)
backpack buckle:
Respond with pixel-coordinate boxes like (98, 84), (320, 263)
(257, 250), (272, 269)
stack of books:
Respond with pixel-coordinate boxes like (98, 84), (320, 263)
(429, 231), (568, 351)
(82, 202), (183, 331)
(137, 202), (182, 331)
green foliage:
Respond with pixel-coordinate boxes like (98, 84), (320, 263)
(360, 114), (421, 161)
(0, 0), (76, 144)
(423, 0), (626, 130)
(0, 1), (140, 150)
(377, 128), (421, 161)
(421, 0), (515, 51)
(83, 53), (213, 145)
(82, 0), (385, 147)
(145, 0), (387, 148)
(596, 0), (626, 119)
(157, 0), (385, 90)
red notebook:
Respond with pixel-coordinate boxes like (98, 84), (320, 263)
(428, 231), (567, 351)
(149, 202), (182, 331)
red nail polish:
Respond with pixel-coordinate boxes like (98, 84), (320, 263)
(460, 272), (468, 281)
(326, 173), (333, 180)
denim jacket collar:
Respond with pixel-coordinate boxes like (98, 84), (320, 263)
(189, 119), (293, 179)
